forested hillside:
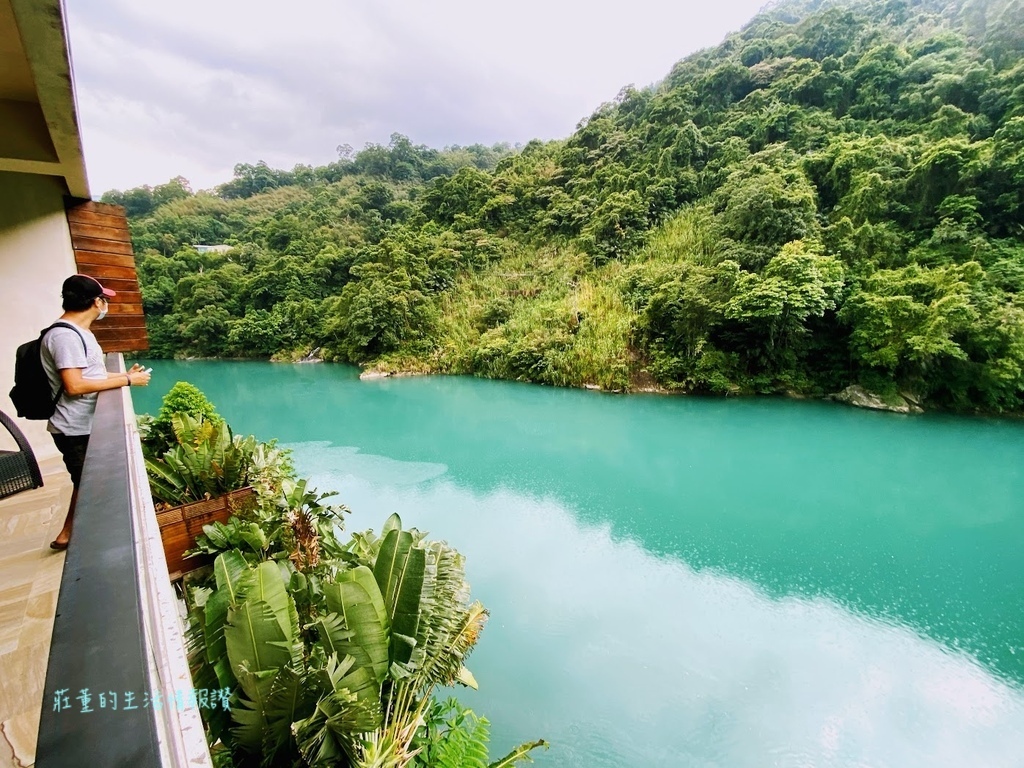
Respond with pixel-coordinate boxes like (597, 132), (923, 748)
(112, 0), (1024, 412)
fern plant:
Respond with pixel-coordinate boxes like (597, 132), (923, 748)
(413, 699), (547, 768)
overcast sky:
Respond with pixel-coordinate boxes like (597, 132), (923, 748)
(65, 0), (768, 195)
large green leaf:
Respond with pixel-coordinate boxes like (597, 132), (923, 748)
(206, 551), (252, 689)
(187, 642), (232, 745)
(240, 561), (296, 642)
(207, 419), (230, 477)
(314, 615), (382, 708)
(294, 701), (346, 768)
(171, 412), (216, 447)
(263, 665), (316, 759)
(144, 457), (188, 504)
(150, 414), (252, 502)
(322, 566), (390, 683)
(231, 665), (276, 753)
(325, 662), (383, 733)
(225, 598), (292, 676)
(315, 611), (352, 659)
(169, 444), (202, 495)
(213, 550), (250, 605)
(373, 527), (426, 666)
(380, 512), (402, 538)
(276, 561), (303, 658)
(294, 654), (384, 765)
(203, 588), (230, 675)
(231, 662), (315, 761)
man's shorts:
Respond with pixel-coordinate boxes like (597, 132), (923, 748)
(51, 433), (90, 488)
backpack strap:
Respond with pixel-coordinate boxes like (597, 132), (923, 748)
(41, 322), (90, 407)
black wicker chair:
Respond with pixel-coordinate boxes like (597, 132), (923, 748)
(0, 410), (44, 499)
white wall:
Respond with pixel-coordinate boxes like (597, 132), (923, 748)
(0, 171), (78, 460)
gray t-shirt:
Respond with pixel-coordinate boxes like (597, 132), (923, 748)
(41, 322), (107, 436)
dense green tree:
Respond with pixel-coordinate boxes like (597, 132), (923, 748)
(714, 162), (820, 247)
(325, 242), (437, 362)
(114, 0), (1024, 412)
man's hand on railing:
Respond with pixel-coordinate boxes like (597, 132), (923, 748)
(125, 364), (152, 387)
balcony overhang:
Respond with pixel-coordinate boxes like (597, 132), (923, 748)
(0, 0), (90, 199)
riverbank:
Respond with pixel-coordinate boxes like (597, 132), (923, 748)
(144, 352), (1002, 417)
(357, 359), (938, 415)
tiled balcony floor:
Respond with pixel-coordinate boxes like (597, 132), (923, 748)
(0, 457), (71, 768)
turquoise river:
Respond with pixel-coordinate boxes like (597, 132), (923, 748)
(134, 360), (1024, 767)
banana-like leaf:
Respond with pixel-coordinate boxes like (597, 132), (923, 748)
(188, 643), (232, 745)
(225, 598), (292, 676)
(207, 552), (251, 686)
(203, 588), (230, 668)
(186, 598), (235, 749)
(373, 527), (426, 667)
(381, 512), (402, 538)
(294, 654), (383, 765)
(170, 445), (203, 495)
(238, 522), (268, 554)
(322, 566), (390, 683)
(487, 739), (549, 768)
(201, 521), (232, 550)
(144, 457), (188, 504)
(372, 527), (410, 608)
(231, 665), (276, 753)
(214, 550), (250, 605)
(207, 420), (230, 477)
(172, 412), (216, 447)
(315, 612), (352, 659)
(314, 614), (382, 708)
(325, 662), (383, 732)
(263, 665), (316, 758)
(402, 540), (487, 693)
(276, 561), (303, 648)
(294, 702), (345, 768)
(238, 561), (296, 644)
(151, 414), (253, 503)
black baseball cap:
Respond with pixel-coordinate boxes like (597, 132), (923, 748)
(62, 274), (116, 301)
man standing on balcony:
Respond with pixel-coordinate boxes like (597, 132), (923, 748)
(41, 274), (152, 551)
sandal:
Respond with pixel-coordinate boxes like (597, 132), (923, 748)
(49, 540), (68, 551)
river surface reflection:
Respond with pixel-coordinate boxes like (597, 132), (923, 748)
(133, 362), (1024, 766)
(291, 441), (1024, 767)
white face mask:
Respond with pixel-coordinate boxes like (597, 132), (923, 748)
(97, 299), (108, 320)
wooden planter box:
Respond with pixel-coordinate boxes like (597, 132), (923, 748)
(156, 487), (257, 577)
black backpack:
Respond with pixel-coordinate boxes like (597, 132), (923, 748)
(9, 322), (87, 420)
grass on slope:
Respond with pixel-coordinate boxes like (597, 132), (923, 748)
(376, 207), (722, 392)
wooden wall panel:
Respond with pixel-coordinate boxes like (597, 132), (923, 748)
(65, 199), (149, 353)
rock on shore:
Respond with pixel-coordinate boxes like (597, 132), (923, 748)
(831, 385), (923, 414)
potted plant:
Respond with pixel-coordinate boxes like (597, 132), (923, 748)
(146, 413), (286, 576)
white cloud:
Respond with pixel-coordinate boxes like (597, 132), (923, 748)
(65, 0), (769, 194)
